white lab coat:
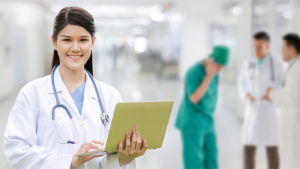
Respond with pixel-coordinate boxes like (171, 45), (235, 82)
(3, 66), (135, 169)
(270, 57), (300, 169)
(238, 55), (284, 146)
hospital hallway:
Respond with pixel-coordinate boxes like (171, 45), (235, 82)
(0, 65), (272, 169)
(2, 0), (300, 168)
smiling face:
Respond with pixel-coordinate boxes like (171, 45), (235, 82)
(51, 24), (95, 72)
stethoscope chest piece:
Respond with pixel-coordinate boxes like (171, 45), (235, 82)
(101, 113), (110, 127)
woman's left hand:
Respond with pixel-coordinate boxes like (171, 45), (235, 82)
(117, 127), (148, 166)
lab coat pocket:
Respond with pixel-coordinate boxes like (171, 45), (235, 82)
(50, 107), (78, 144)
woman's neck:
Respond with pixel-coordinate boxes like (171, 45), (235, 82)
(59, 65), (86, 93)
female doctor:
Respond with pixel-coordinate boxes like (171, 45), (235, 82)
(4, 7), (147, 169)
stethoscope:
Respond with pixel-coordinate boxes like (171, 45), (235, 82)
(248, 54), (275, 81)
(51, 64), (110, 144)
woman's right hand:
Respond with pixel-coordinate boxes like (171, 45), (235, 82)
(71, 140), (104, 168)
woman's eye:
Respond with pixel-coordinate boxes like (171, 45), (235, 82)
(80, 39), (88, 42)
(63, 39), (71, 42)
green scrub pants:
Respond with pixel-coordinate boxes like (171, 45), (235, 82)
(181, 129), (218, 169)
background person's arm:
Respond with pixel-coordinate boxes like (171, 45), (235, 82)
(262, 59), (286, 102)
(238, 61), (254, 102)
(189, 60), (218, 104)
(189, 75), (214, 104)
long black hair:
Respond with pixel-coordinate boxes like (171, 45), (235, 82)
(51, 7), (96, 75)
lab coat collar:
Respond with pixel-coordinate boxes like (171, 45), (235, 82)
(47, 65), (97, 99)
(47, 65), (100, 119)
(288, 56), (300, 65)
(253, 53), (271, 71)
(47, 65), (65, 95)
(287, 56), (300, 72)
(254, 53), (270, 64)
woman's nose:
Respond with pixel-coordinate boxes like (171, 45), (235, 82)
(71, 41), (80, 52)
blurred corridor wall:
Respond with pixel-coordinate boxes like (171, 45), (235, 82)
(175, 0), (251, 79)
(0, 2), (47, 99)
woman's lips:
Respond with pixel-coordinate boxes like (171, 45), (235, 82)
(68, 55), (83, 61)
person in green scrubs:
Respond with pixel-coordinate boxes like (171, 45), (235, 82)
(175, 45), (230, 169)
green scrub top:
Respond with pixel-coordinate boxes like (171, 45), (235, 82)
(175, 61), (219, 132)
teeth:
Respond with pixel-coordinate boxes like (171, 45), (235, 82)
(70, 55), (81, 59)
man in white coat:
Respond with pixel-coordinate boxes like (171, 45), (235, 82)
(266, 33), (300, 169)
(238, 31), (284, 169)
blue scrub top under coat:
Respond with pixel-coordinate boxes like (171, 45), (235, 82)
(71, 81), (86, 114)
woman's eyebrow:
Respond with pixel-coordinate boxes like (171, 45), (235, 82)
(60, 35), (90, 38)
(61, 35), (71, 38)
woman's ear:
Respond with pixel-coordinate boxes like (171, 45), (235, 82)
(51, 36), (57, 50)
(92, 36), (96, 46)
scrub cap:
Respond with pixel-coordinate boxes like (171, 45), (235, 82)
(209, 45), (230, 66)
